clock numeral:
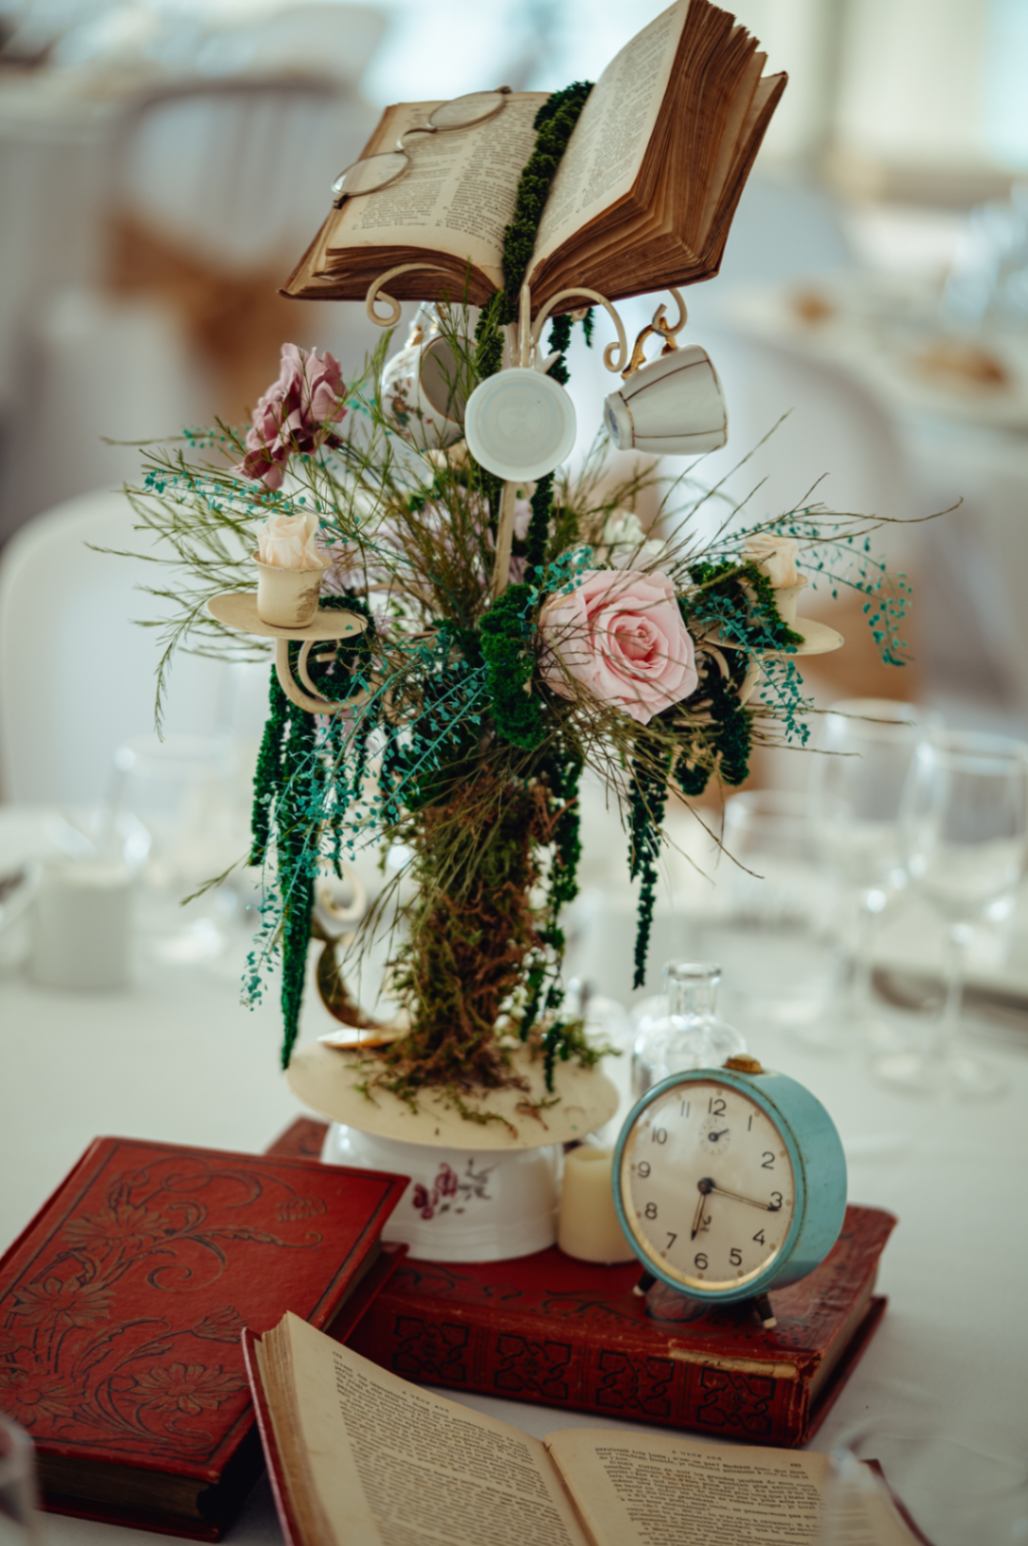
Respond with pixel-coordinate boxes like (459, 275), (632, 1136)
(636, 1161), (651, 1179)
(665, 1232), (678, 1252)
(644, 1201), (658, 1220)
(707, 1096), (727, 1117)
(679, 1099), (691, 1118)
(769, 1191), (783, 1211)
(694, 1253), (708, 1271)
(651, 1127), (668, 1146)
(761, 1151), (776, 1169)
(753, 1229), (766, 1246)
(729, 1247), (743, 1267)
(747, 1114), (754, 1131)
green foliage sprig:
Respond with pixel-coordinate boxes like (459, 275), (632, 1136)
(628, 743), (673, 990)
(478, 583), (546, 750)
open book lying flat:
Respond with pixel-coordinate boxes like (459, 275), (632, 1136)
(244, 1314), (920, 1546)
(283, 0), (786, 309)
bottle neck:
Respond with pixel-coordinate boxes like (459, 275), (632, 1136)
(665, 963), (721, 1019)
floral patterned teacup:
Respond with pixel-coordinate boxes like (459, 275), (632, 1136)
(380, 308), (468, 449)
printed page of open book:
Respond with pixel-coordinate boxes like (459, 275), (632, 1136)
(321, 93), (546, 289)
(530, 0), (685, 276)
(545, 1429), (920, 1546)
(274, 1314), (589, 1546)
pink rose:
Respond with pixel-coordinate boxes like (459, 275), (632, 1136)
(539, 569), (698, 724)
(237, 343), (347, 491)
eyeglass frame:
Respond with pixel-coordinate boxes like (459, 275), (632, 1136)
(331, 86), (512, 208)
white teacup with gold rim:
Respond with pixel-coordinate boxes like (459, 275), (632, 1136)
(603, 345), (727, 456)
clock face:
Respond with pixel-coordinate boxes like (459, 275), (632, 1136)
(618, 1078), (798, 1293)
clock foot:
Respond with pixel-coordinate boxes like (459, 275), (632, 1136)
(752, 1292), (777, 1330)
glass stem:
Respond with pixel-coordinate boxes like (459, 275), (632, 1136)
(848, 892), (879, 1016)
(937, 922), (971, 1064)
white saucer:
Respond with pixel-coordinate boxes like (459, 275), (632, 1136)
(786, 616), (845, 657)
(286, 1040), (619, 1151)
(463, 367), (577, 481)
(207, 590), (368, 641)
(702, 616), (844, 659)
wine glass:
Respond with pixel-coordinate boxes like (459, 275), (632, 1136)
(693, 789), (846, 1041)
(809, 699), (930, 1042)
(818, 1421), (1028, 1546)
(878, 727), (1028, 1098)
(106, 733), (250, 966)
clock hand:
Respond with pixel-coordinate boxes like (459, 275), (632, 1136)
(690, 1177), (714, 1240)
(708, 1184), (779, 1211)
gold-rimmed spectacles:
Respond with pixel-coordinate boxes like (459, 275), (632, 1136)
(331, 87), (511, 207)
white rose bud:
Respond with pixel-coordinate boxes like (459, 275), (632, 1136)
(744, 532), (803, 589)
(257, 511), (326, 571)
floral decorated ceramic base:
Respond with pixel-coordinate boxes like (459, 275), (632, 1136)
(292, 1041), (617, 1260)
(320, 1123), (562, 1261)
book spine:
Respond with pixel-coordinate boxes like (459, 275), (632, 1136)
(349, 1302), (812, 1447)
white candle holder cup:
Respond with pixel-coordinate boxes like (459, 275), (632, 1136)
(254, 555), (326, 629)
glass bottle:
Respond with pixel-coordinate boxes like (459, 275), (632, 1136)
(631, 961), (746, 1098)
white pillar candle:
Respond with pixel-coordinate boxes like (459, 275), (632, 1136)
(557, 1145), (637, 1264)
(28, 859), (134, 991)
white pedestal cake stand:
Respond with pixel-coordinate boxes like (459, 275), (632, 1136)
(286, 1042), (619, 1261)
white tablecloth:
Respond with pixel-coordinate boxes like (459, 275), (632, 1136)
(1, 807), (1026, 1543)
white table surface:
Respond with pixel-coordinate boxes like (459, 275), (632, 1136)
(1, 806), (1026, 1543)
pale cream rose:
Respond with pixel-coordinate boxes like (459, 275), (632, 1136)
(425, 441), (471, 472)
(600, 509), (665, 568)
(744, 532), (803, 588)
(256, 511), (326, 570)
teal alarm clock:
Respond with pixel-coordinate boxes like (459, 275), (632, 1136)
(612, 1055), (847, 1318)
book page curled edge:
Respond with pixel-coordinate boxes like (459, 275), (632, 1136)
(267, 1314), (590, 1546)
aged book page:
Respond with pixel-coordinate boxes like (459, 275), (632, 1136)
(264, 1314), (590, 1546)
(319, 93), (547, 285)
(546, 1431), (917, 1546)
(530, 0), (685, 274)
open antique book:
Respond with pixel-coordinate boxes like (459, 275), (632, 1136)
(245, 1314), (918, 1546)
(284, 0), (786, 308)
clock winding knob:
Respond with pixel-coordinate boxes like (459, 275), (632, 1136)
(723, 1054), (765, 1075)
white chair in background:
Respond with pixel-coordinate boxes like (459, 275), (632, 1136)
(0, 489), (266, 807)
(1, 72), (382, 541)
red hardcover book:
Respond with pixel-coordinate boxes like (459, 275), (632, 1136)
(0, 1137), (408, 1539)
(266, 1117), (329, 1161)
(350, 1204), (895, 1447)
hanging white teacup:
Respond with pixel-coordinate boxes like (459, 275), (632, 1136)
(603, 345), (727, 456)
(380, 303), (469, 449)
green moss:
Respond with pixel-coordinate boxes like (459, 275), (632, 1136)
(478, 584), (546, 750)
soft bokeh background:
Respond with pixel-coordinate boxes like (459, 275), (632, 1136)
(0, 0), (1026, 1008)
(2, 0), (1027, 806)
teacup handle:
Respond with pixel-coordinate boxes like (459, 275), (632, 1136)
(622, 289), (688, 379)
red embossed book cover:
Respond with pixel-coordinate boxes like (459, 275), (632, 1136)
(350, 1204), (895, 1448)
(0, 1137), (408, 1539)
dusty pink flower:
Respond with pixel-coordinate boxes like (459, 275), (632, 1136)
(238, 343), (347, 491)
(539, 569), (698, 724)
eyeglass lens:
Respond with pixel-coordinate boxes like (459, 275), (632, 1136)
(428, 89), (508, 130)
(332, 149), (409, 201)
(332, 88), (509, 205)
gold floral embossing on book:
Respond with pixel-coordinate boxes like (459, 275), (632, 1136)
(244, 1314), (920, 1546)
(0, 1137), (407, 1540)
(283, 0), (786, 308)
